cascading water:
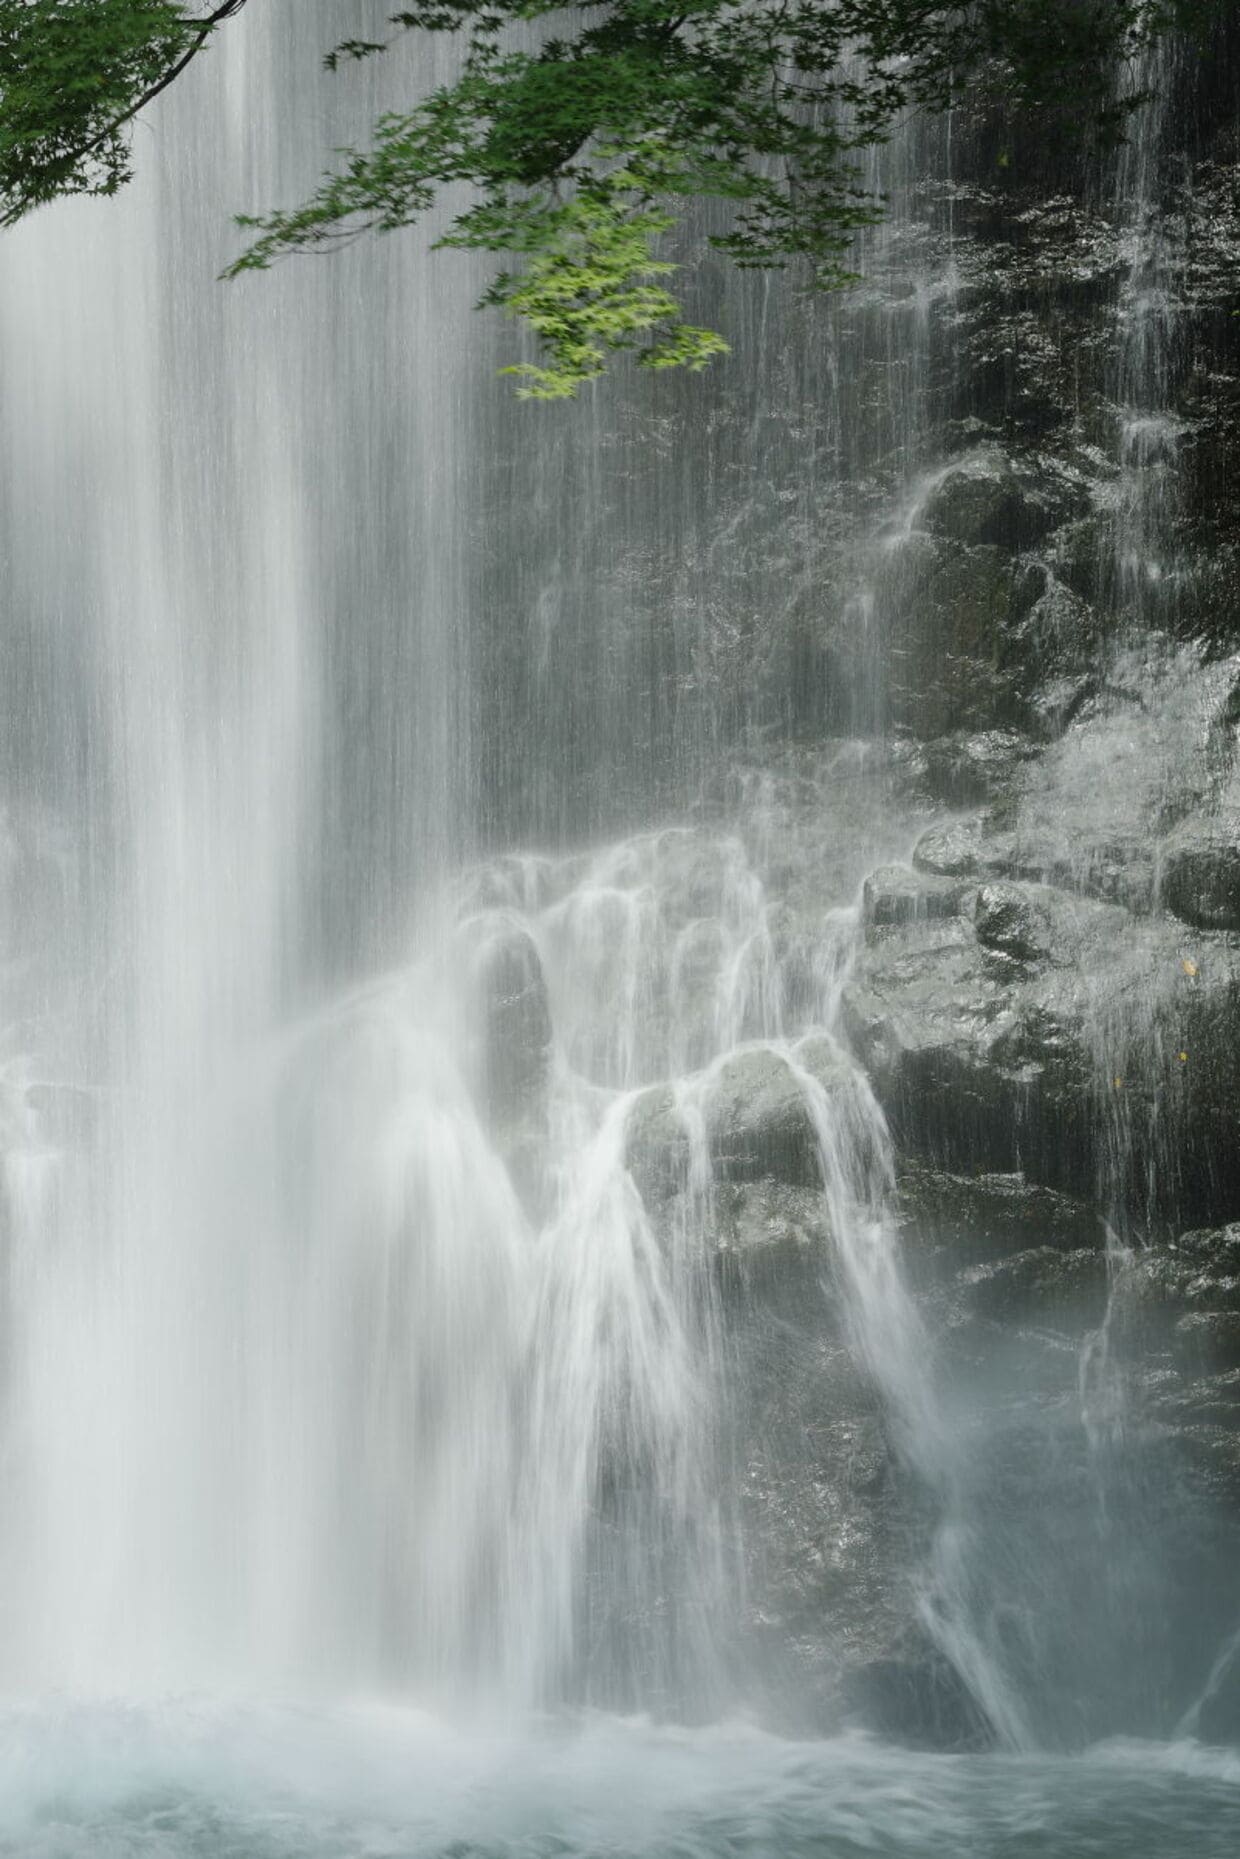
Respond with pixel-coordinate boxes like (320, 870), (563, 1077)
(2, 2), (1240, 1853)
(0, 0), (966, 1722)
(0, 1), (488, 1694)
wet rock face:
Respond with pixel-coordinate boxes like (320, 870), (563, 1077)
(835, 649), (1240, 1241)
(919, 729), (1037, 806)
(896, 1162), (1102, 1269)
(842, 874), (1096, 1199)
(606, 860), (1240, 1741)
(875, 531), (1042, 738)
(717, 639), (1240, 1249)
(841, 857), (1240, 1228)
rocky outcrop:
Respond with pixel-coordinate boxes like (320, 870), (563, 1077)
(462, 16), (1240, 1747)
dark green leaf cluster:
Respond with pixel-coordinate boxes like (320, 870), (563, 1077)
(0, 1), (245, 223)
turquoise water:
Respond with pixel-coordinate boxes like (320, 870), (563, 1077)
(1, 1703), (1237, 1857)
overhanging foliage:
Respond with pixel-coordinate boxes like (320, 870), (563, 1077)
(0, 2), (1222, 393)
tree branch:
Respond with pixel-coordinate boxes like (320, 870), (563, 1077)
(77, 0), (252, 163)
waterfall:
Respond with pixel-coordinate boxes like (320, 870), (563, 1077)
(0, 1), (491, 1691)
(1, 3), (1238, 1823)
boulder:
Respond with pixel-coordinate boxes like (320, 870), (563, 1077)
(863, 863), (971, 929)
(991, 648), (1240, 913)
(1046, 514), (1112, 607)
(624, 1041), (853, 1204)
(712, 1179), (832, 1295)
(622, 1083), (685, 1203)
(1016, 576), (1107, 701)
(972, 881), (1052, 967)
(915, 451), (1087, 552)
(707, 1046), (826, 1185)
(1161, 831), (1240, 933)
(913, 819), (987, 878)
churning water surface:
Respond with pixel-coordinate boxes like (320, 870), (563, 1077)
(1, 1703), (1238, 1859)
